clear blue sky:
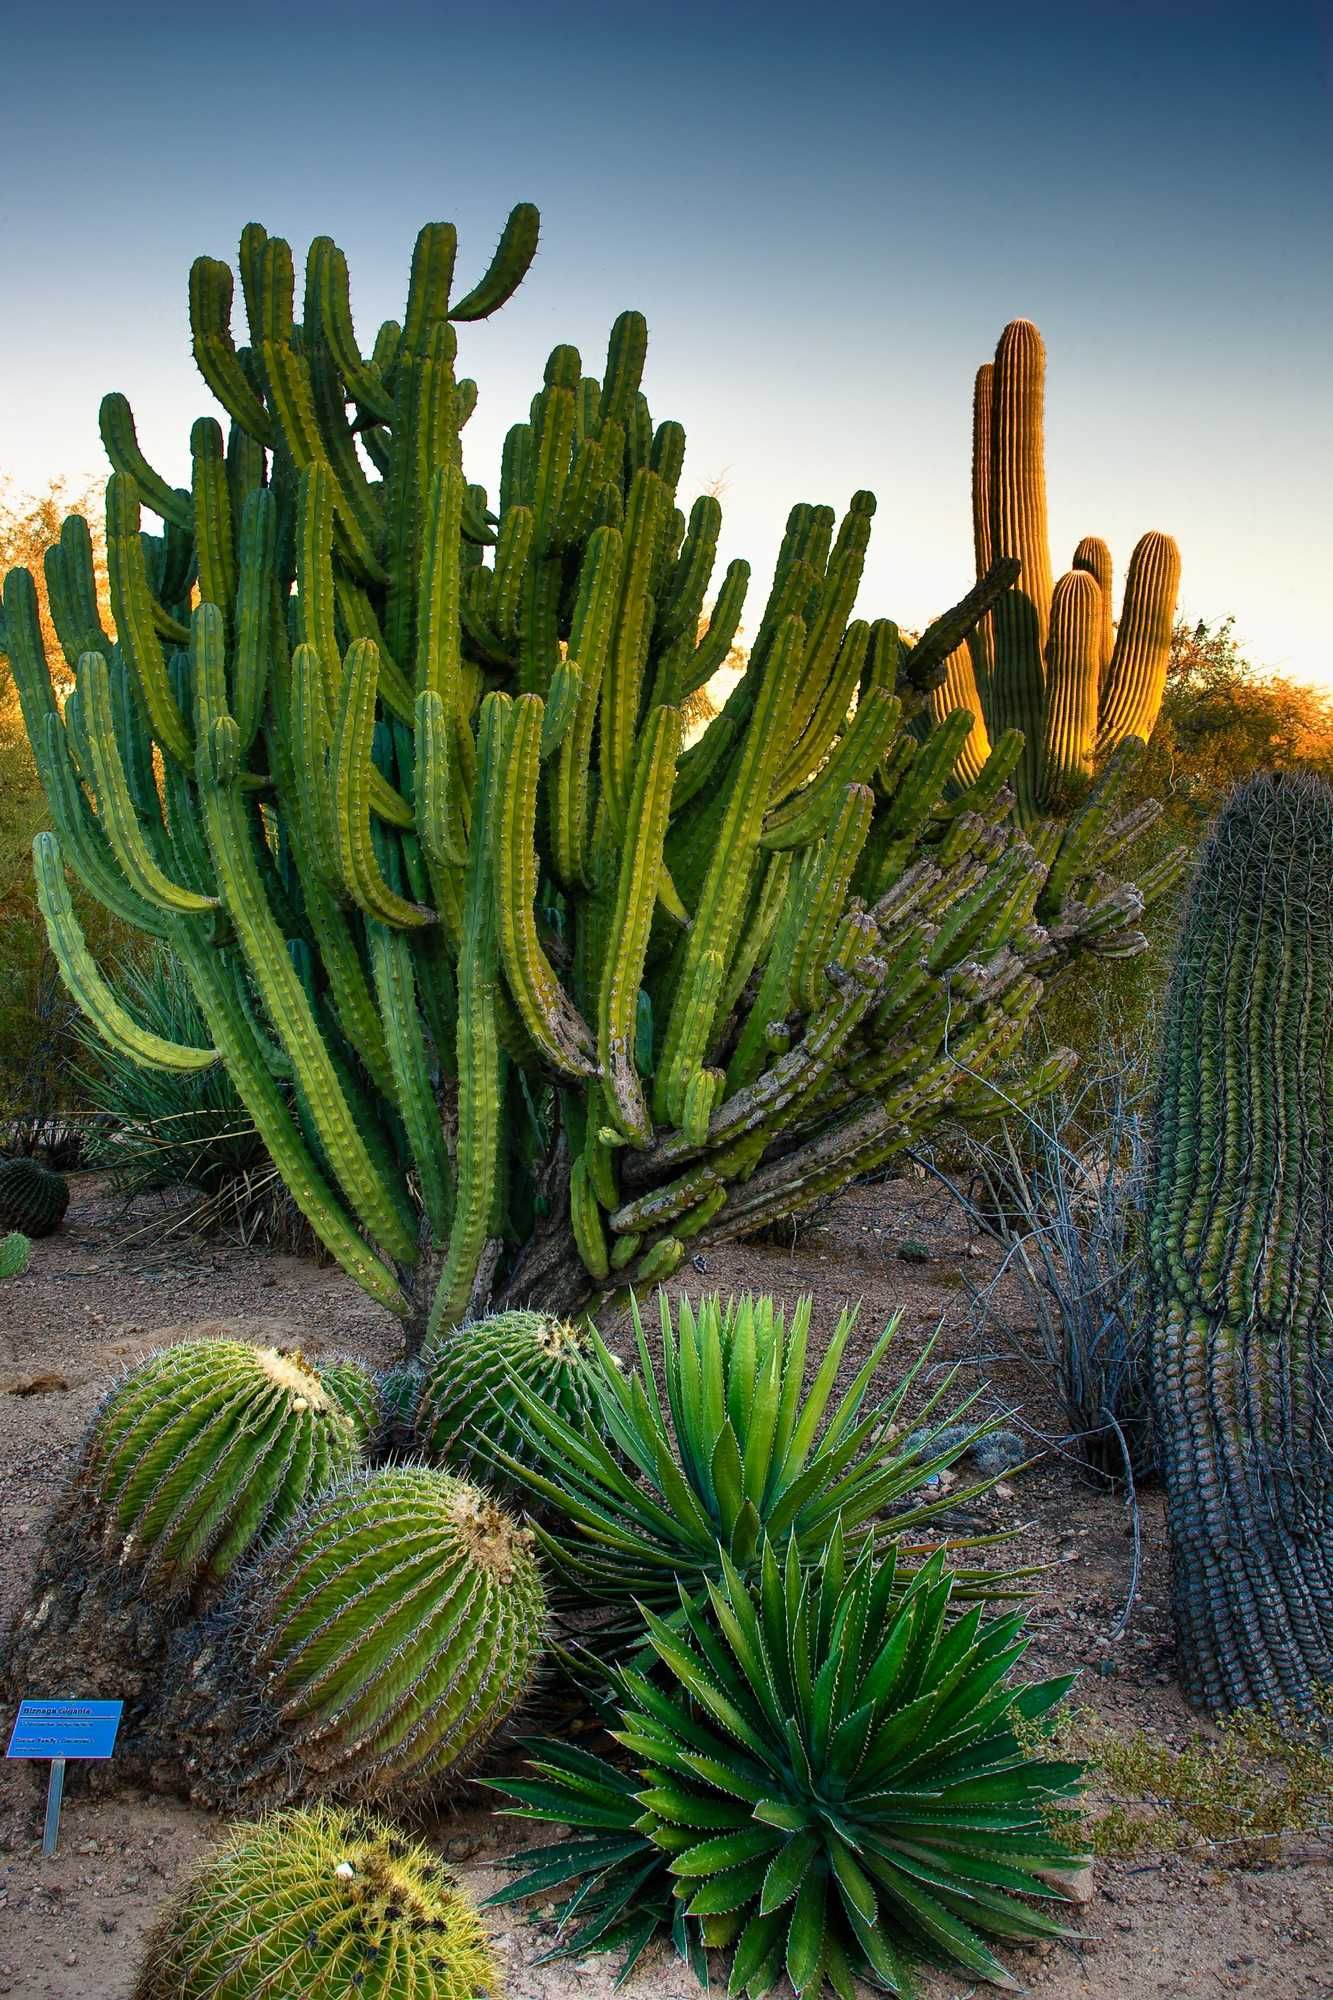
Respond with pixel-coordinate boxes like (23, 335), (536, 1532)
(2, 1), (1328, 682)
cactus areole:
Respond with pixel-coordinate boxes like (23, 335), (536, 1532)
(1147, 772), (1333, 1716)
(3, 206), (1177, 1346)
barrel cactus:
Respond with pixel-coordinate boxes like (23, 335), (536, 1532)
(4, 207), (1175, 1346)
(930, 319), (1181, 815)
(414, 1308), (599, 1492)
(166, 1466), (546, 1806)
(1147, 772), (1333, 1716)
(0, 1232), (29, 1278)
(0, 1156), (69, 1237)
(133, 1804), (497, 2000)
(318, 1356), (382, 1448)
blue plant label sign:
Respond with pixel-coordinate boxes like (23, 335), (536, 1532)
(6, 1700), (123, 1760)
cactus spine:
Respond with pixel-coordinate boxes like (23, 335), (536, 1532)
(931, 320), (1182, 815)
(1147, 773), (1333, 1716)
(4, 215), (1174, 1338)
(132, 1805), (497, 2000)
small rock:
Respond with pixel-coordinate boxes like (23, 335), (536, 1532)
(1035, 1861), (1095, 1905)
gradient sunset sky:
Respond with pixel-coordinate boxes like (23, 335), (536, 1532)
(2, 1), (1328, 682)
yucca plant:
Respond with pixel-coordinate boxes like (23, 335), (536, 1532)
(491, 1532), (1086, 1998)
(488, 1292), (1018, 1630)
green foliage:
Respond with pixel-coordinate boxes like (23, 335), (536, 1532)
(170, 1466), (547, 1806)
(0, 1154), (68, 1235)
(414, 1307), (600, 1493)
(84, 1338), (360, 1597)
(491, 1536), (1086, 1997)
(486, 1291), (1017, 1632)
(0, 1230), (29, 1277)
(132, 1804), (497, 2000)
(1147, 771), (1333, 1716)
(3, 206), (1171, 1346)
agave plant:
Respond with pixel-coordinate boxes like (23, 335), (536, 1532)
(491, 1532), (1086, 1998)
(488, 1291), (1019, 1625)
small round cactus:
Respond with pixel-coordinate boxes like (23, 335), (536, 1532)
(414, 1309), (599, 1492)
(318, 1357), (381, 1450)
(235, 1466), (545, 1802)
(132, 1804), (497, 2000)
(0, 1157), (68, 1237)
(0, 1232), (30, 1279)
(86, 1339), (360, 1596)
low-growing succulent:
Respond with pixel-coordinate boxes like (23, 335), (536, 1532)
(86, 1338), (361, 1597)
(492, 1534), (1086, 1997)
(0, 1156), (69, 1237)
(0, 1232), (30, 1279)
(132, 1803), (497, 2000)
(492, 1291), (1016, 1630)
(415, 1309), (600, 1495)
(173, 1466), (547, 1806)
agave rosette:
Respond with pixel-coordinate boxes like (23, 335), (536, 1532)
(487, 1291), (1024, 1620)
(492, 1530), (1086, 1997)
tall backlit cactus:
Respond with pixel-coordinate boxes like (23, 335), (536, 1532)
(2, 209), (1176, 1342)
(1146, 773), (1333, 1716)
(931, 320), (1181, 815)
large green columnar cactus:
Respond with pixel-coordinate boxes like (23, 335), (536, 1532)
(1147, 772), (1333, 1717)
(930, 320), (1182, 816)
(1, 209), (1178, 1343)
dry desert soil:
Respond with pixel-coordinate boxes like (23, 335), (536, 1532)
(0, 1174), (1328, 2000)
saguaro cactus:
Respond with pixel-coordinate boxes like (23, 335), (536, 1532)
(3, 210), (1176, 1343)
(931, 320), (1182, 815)
(1147, 772), (1333, 1715)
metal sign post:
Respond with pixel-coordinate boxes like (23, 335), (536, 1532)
(5, 1700), (123, 1857)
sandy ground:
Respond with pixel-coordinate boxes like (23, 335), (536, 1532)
(0, 1175), (1328, 2000)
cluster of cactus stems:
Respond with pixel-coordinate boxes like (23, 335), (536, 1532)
(930, 320), (1182, 816)
(1147, 773), (1333, 1717)
(2, 208), (1179, 1342)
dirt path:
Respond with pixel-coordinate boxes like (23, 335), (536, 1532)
(0, 1177), (1327, 1999)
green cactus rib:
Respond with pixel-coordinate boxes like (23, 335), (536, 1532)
(495, 693), (598, 1077)
(368, 923), (452, 1239)
(1040, 570), (1103, 803)
(104, 475), (194, 765)
(415, 1308), (599, 1493)
(131, 1806), (497, 2000)
(599, 704), (682, 1143)
(331, 639), (435, 927)
(84, 1338), (359, 1596)
(1147, 772), (1333, 1718)
(182, 1467), (546, 1804)
(1097, 530), (1182, 751)
(77, 654), (218, 914)
(33, 833), (218, 1070)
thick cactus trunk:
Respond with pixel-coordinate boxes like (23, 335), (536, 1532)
(1147, 772), (1333, 1715)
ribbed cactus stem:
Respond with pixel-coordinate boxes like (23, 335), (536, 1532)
(986, 321), (1051, 788)
(1098, 530), (1182, 751)
(928, 641), (991, 785)
(969, 361), (995, 685)
(1147, 772), (1333, 1716)
(1071, 534), (1114, 680)
(1041, 571), (1103, 804)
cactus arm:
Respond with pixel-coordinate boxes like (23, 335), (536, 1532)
(985, 322), (1053, 811)
(189, 256), (275, 443)
(32, 833), (218, 1071)
(414, 689), (467, 867)
(601, 468), (667, 829)
(192, 605), (417, 1263)
(788, 785), (876, 1015)
(99, 393), (193, 530)
(771, 619), (871, 803)
(654, 493), (722, 654)
(331, 640), (435, 928)
(449, 201), (540, 321)
(1040, 570), (1102, 806)
(927, 643), (991, 786)
(1071, 535), (1114, 681)
(105, 476), (194, 765)
(76, 653), (219, 914)
(368, 923), (452, 1239)
(674, 557), (750, 700)
(551, 525), (624, 888)
(970, 362), (995, 685)
(415, 464), (465, 703)
(763, 688), (903, 849)
(232, 488), (277, 750)
(309, 236), (396, 424)
(569, 1153), (611, 1279)
(1098, 532), (1182, 752)
(492, 504), (534, 641)
(428, 696), (508, 1335)
(599, 703), (682, 1143)
(191, 417), (238, 626)
(495, 694), (598, 1078)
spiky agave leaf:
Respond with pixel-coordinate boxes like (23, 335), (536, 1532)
(488, 1291), (1024, 1627)
(494, 1533), (1087, 1999)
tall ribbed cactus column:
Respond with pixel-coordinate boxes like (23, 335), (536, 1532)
(1147, 772), (1333, 1716)
(932, 319), (1183, 817)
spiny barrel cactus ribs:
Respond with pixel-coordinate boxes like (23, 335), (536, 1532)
(2, 207), (1176, 1343)
(0, 1157), (69, 1237)
(1147, 772), (1333, 1717)
(930, 319), (1182, 815)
